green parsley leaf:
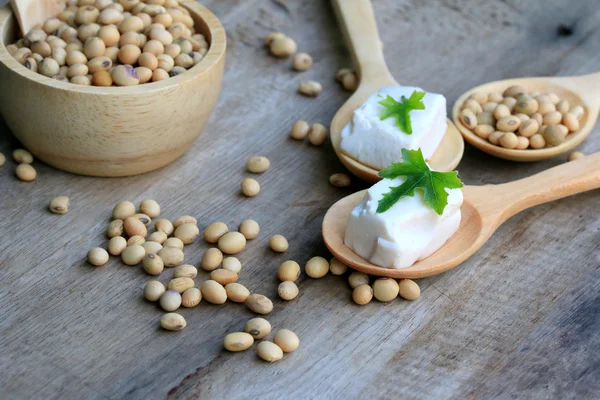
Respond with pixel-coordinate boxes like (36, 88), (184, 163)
(378, 90), (426, 134)
(376, 148), (464, 215)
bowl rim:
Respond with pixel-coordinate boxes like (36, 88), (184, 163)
(0, 0), (226, 94)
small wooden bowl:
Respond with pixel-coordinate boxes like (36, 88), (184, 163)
(0, 1), (226, 176)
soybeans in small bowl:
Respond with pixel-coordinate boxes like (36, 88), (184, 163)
(0, 0), (226, 176)
(452, 78), (593, 162)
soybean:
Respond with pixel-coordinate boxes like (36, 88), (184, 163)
(305, 256), (329, 278)
(159, 290), (182, 311)
(204, 222), (228, 243)
(373, 278), (399, 302)
(239, 219), (259, 240)
(108, 236), (127, 256)
(278, 260), (300, 282)
(224, 332), (254, 352)
(257, 341), (283, 362)
(122, 244), (145, 265)
(352, 284), (373, 305)
(49, 196), (69, 214)
(246, 156), (270, 173)
(241, 178), (260, 197)
(88, 247), (109, 266)
(143, 253), (164, 275)
(160, 312), (186, 331)
(278, 281), (299, 301)
(173, 264), (198, 279)
(201, 248), (223, 271)
(246, 293), (273, 315)
(200, 280), (227, 304)
(181, 288), (202, 307)
(269, 234), (288, 252)
(174, 223), (199, 244)
(244, 317), (271, 339)
(225, 283), (250, 303)
(15, 164), (37, 181)
(167, 277), (195, 293)
(398, 279), (421, 300)
(210, 269), (238, 285)
(222, 257), (242, 273)
(144, 280), (165, 301)
(291, 120), (310, 140)
(218, 232), (246, 254)
(158, 247), (184, 267)
(273, 329), (299, 352)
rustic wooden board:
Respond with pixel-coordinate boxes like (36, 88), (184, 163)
(0, 0), (599, 399)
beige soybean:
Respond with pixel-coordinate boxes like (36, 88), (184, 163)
(139, 199), (160, 218)
(88, 247), (109, 266)
(167, 277), (195, 293)
(224, 332), (254, 352)
(246, 156), (270, 173)
(159, 290), (182, 311)
(147, 231), (167, 244)
(142, 241), (163, 255)
(106, 219), (124, 238)
(459, 109), (477, 129)
(127, 235), (146, 246)
(473, 125), (493, 139)
(329, 258), (347, 275)
(299, 80), (322, 97)
(174, 223), (199, 244)
(570, 105), (584, 120)
(49, 196), (69, 215)
(112, 201), (135, 220)
(15, 164), (36, 181)
(122, 244), (145, 265)
(241, 178), (260, 197)
(348, 271), (369, 288)
(269, 234), (288, 252)
(516, 136), (530, 150)
(246, 293), (273, 315)
(330, 173), (351, 188)
(518, 119), (539, 137)
(529, 134), (546, 149)
(13, 149), (33, 164)
(155, 219), (174, 235)
(210, 269), (238, 285)
(239, 219), (259, 240)
(164, 237), (184, 249)
(257, 341), (283, 362)
(274, 329), (300, 352)
(108, 236), (127, 256)
(292, 52), (312, 71)
(200, 280), (227, 304)
(181, 287), (202, 307)
(543, 125), (566, 146)
(0, 152), (4, 167)
(218, 232), (246, 254)
(278, 260), (300, 282)
(305, 256), (329, 278)
(269, 36), (296, 57)
(503, 85), (526, 97)
(482, 102), (497, 113)
(373, 278), (399, 302)
(341, 72), (359, 91)
(278, 281), (299, 301)
(514, 95), (538, 115)
(201, 248), (223, 271)
(499, 132), (519, 149)
(222, 257), (242, 273)
(225, 283), (250, 303)
(398, 279), (421, 300)
(244, 317), (271, 339)
(204, 222), (228, 243)
(493, 104), (511, 120)
(568, 151), (585, 161)
(143, 253), (164, 275)
(173, 264), (197, 279)
(496, 116), (521, 132)
(291, 120), (310, 140)
(543, 111), (563, 125)
(308, 123), (328, 145)
(124, 216), (147, 237)
(563, 113), (579, 132)
(160, 312), (186, 331)
(353, 284), (373, 305)
(144, 280), (165, 301)
(158, 247), (184, 267)
(112, 65), (140, 86)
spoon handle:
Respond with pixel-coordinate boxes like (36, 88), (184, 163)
(485, 152), (600, 223)
(331, 0), (393, 84)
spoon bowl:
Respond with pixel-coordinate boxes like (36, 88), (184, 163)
(452, 74), (600, 161)
(331, 0), (464, 183)
(323, 152), (600, 279)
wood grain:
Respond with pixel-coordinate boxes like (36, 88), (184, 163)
(0, 0), (599, 399)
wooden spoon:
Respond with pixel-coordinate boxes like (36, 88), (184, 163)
(452, 73), (600, 161)
(330, 0), (464, 183)
(323, 152), (600, 279)
(10, 0), (62, 36)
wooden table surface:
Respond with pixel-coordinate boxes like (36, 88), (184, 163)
(1, 1), (599, 399)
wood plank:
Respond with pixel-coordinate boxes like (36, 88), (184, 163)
(0, 0), (598, 399)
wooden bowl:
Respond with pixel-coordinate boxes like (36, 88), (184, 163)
(0, 1), (226, 176)
(451, 76), (598, 162)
